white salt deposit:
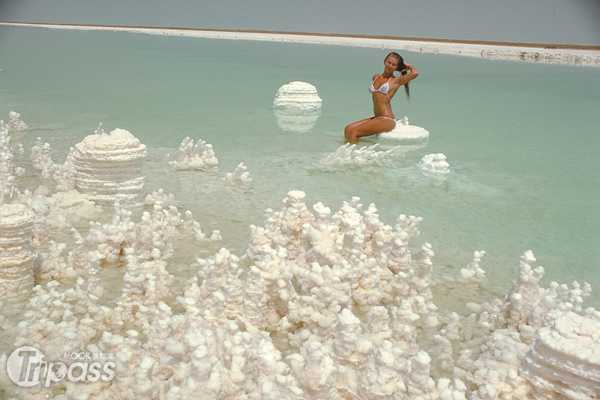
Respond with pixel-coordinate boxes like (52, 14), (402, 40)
(419, 153), (450, 174)
(379, 116), (430, 141)
(0, 203), (35, 298)
(325, 143), (400, 166)
(273, 81), (322, 111)
(2, 111), (28, 132)
(273, 81), (322, 133)
(522, 311), (600, 399)
(168, 137), (219, 170)
(72, 125), (147, 205)
(2, 117), (600, 397)
(223, 162), (251, 184)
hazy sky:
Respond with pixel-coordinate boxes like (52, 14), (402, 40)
(1, 0), (599, 45)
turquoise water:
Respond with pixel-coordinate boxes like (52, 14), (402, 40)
(1, 26), (599, 306)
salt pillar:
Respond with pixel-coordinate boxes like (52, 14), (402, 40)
(73, 128), (147, 205)
(0, 203), (35, 298)
(273, 81), (322, 133)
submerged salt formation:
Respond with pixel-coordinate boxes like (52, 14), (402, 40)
(72, 125), (147, 205)
(379, 116), (430, 141)
(168, 137), (219, 170)
(325, 143), (399, 166)
(223, 162), (251, 184)
(0, 203), (35, 298)
(273, 81), (322, 133)
(2, 111), (28, 132)
(419, 153), (450, 174)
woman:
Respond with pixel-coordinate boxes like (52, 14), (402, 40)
(344, 52), (418, 144)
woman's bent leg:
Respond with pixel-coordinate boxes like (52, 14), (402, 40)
(345, 117), (395, 144)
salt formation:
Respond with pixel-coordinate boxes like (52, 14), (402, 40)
(378, 116), (430, 141)
(521, 311), (600, 399)
(325, 143), (399, 166)
(2, 120), (600, 399)
(168, 137), (219, 170)
(1, 111), (29, 132)
(223, 162), (251, 184)
(419, 153), (450, 174)
(273, 81), (322, 110)
(0, 122), (25, 202)
(30, 137), (56, 179)
(0, 203), (35, 298)
(72, 125), (147, 205)
(273, 81), (322, 133)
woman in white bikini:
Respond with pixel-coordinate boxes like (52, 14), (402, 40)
(344, 52), (418, 144)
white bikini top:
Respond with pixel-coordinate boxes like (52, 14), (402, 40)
(368, 74), (391, 98)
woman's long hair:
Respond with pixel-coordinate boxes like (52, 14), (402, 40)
(387, 52), (410, 100)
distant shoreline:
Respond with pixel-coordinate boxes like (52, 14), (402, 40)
(2, 21), (600, 66)
(3, 21), (599, 50)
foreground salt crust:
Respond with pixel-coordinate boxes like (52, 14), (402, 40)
(1, 119), (600, 399)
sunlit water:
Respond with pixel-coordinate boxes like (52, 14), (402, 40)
(1, 26), (599, 307)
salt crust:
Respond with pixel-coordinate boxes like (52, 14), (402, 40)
(1, 119), (600, 399)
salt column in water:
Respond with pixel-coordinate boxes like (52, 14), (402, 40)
(73, 127), (148, 205)
(273, 81), (322, 133)
(0, 203), (35, 298)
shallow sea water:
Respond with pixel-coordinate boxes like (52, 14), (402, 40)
(1, 25), (599, 308)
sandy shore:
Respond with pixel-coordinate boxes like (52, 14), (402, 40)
(2, 21), (600, 66)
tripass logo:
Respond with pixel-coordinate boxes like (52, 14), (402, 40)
(7, 346), (116, 388)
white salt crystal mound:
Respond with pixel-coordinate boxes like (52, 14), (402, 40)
(223, 162), (251, 184)
(73, 127), (147, 205)
(273, 81), (322, 132)
(0, 203), (35, 298)
(419, 153), (450, 174)
(521, 311), (600, 399)
(378, 116), (429, 141)
(273, 81), (322, 111)
(168, 137), (218, 170)
(8, 111), (28, 131)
